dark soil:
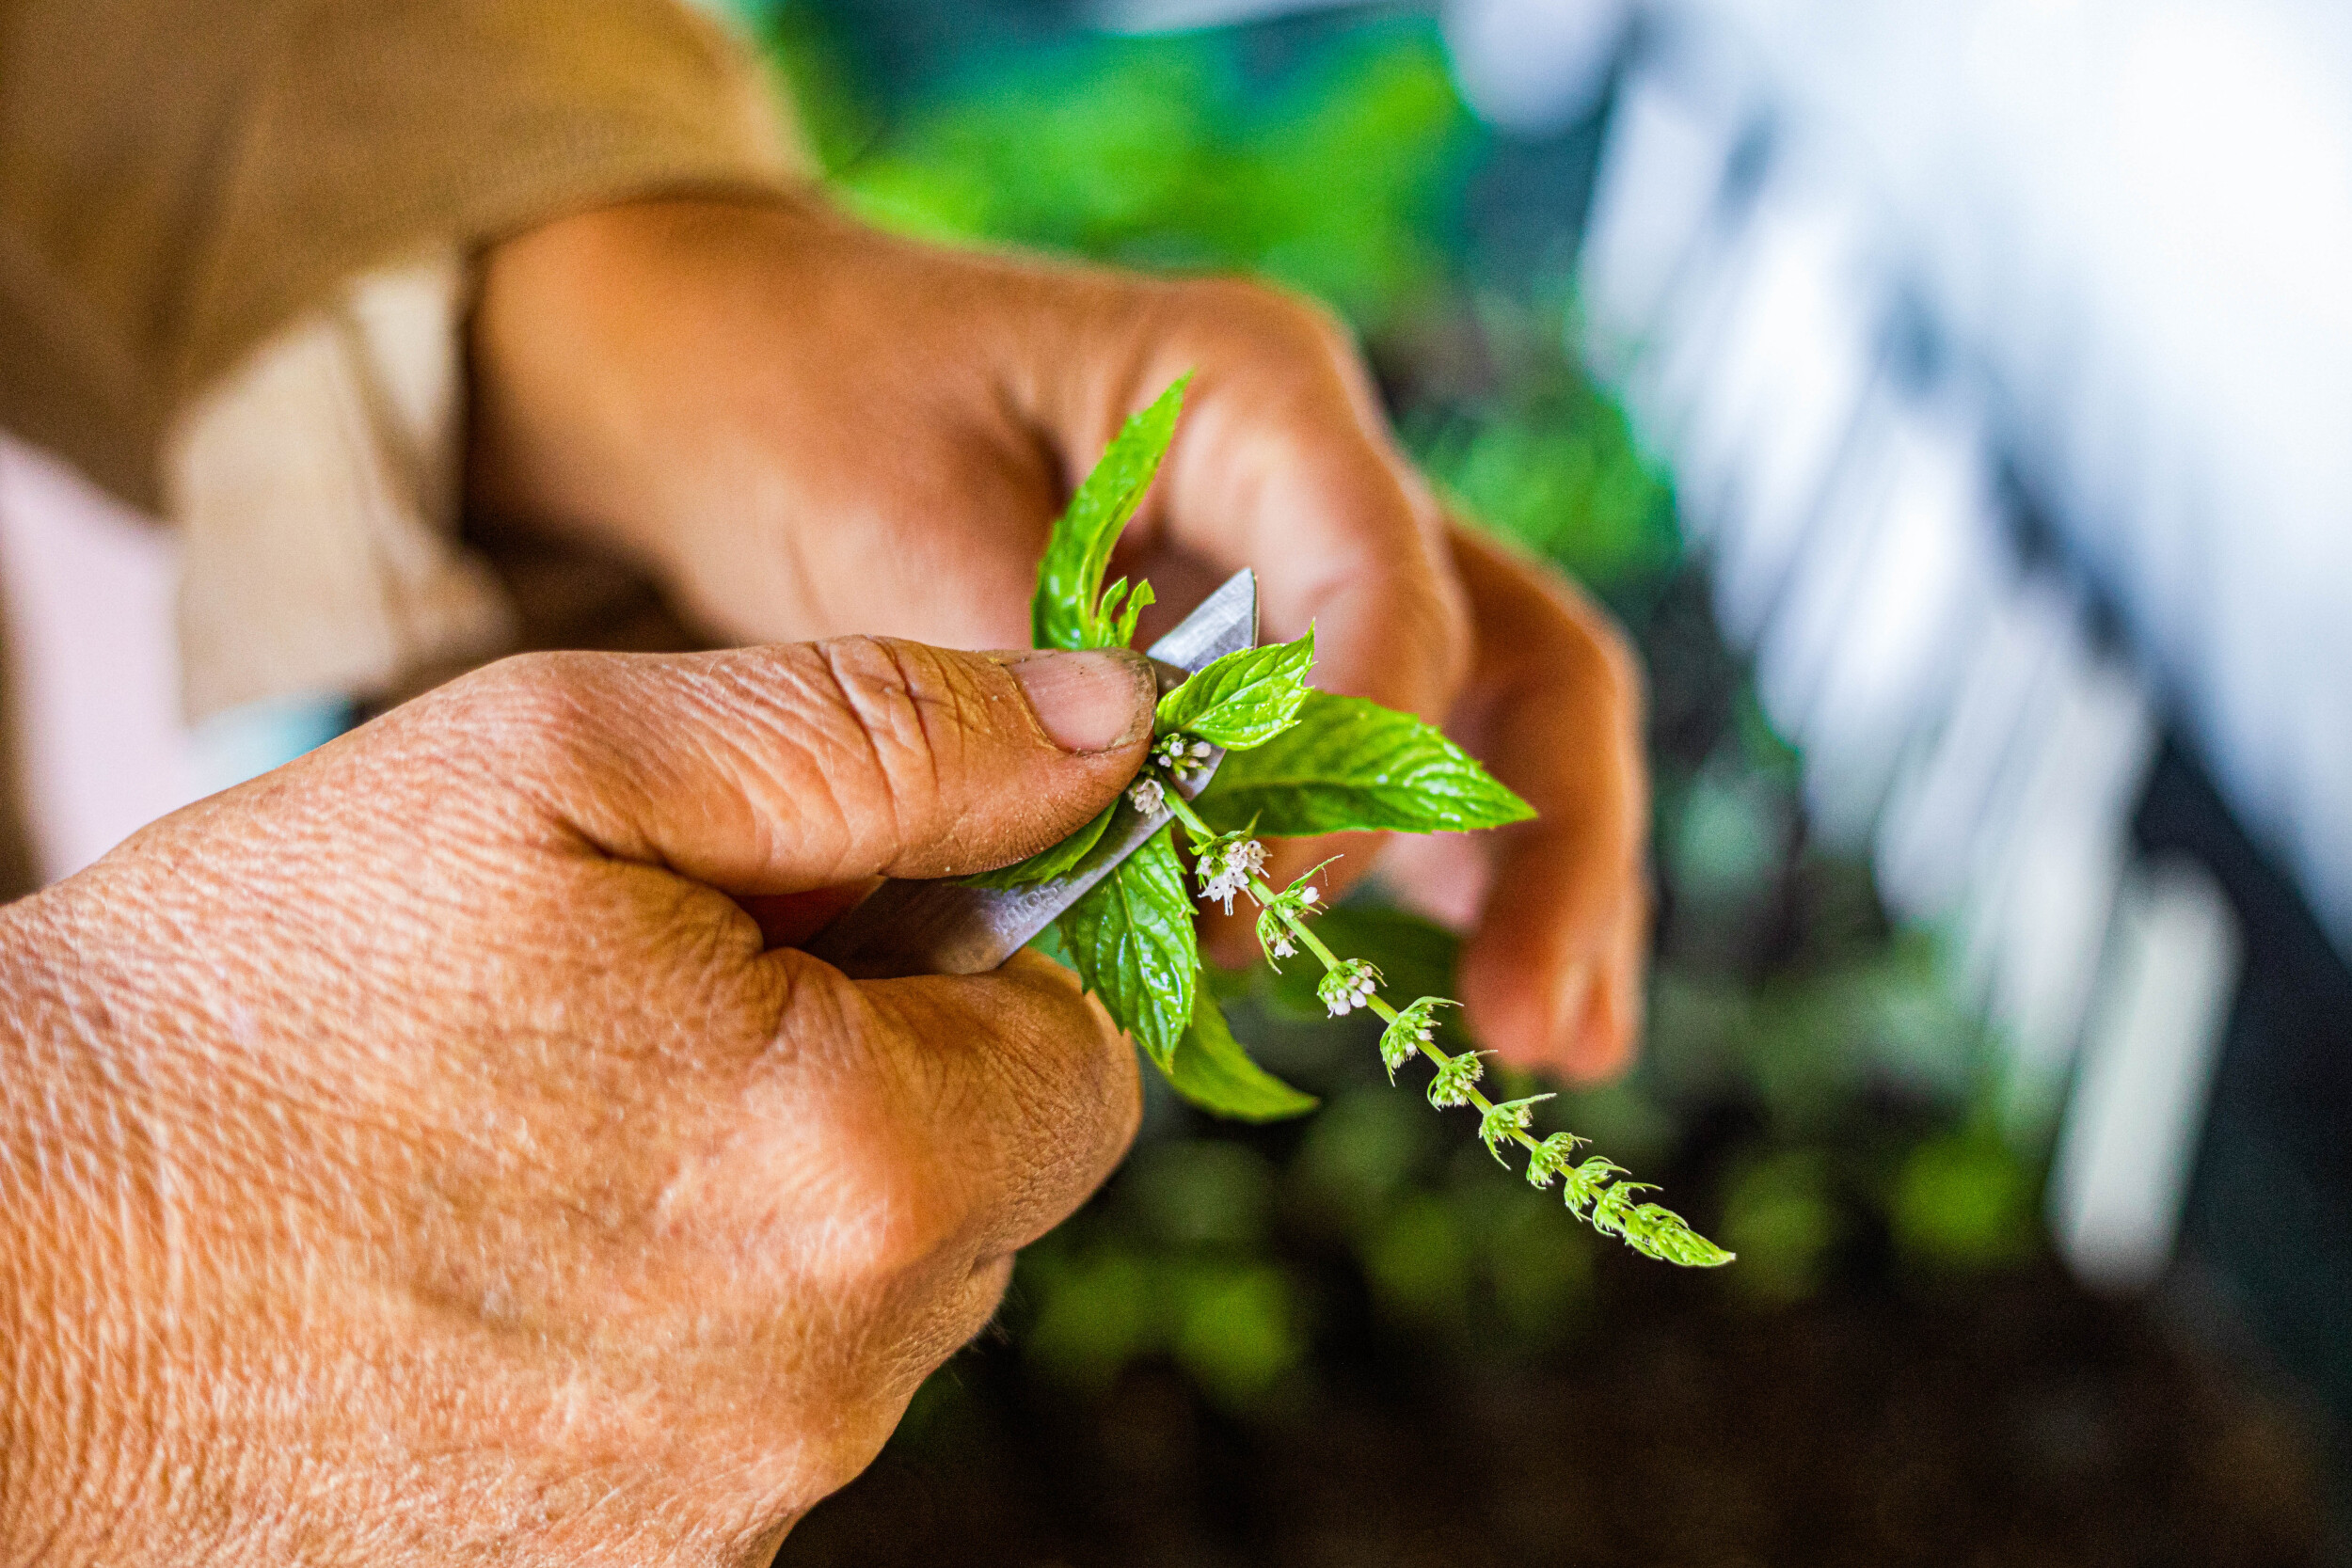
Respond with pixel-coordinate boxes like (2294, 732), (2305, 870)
(779, 1260), (2334, 1568)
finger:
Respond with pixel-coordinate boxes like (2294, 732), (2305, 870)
(1028, 276), (1467, 716)
(737, 949), (1139, 1285)
(1442, 527), (1652, 1080)
(1030, 279), (1476, 934)
(449, 639), (1155, 895)
(1568, 879), (1650, 1079)
(864, 950), (1142, 1260)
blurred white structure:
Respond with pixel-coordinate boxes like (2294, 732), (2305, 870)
(1565, 0), (2351, 1285)
(1110, 0), (2352, 1288)
(2052, 856), (2241, 1291)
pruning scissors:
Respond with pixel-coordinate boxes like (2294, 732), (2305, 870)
(805, 568), (1259, 979)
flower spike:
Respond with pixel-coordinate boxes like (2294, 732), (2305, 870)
(1478, 1095), (1556, 1164)
(1140, 764), (1733, 1269)
(1523, 1131), (1585, 1189)
(1317, 958), (1382, 1017)
(1426, 1049), (1491, 1110)
(1377, 996), (1455, 1083)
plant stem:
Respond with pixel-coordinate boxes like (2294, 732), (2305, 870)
(1159, 794), (1537, 1157)
(1158, 790), (1727, 1266)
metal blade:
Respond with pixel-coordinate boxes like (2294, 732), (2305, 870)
(803, 569), (1259, 978)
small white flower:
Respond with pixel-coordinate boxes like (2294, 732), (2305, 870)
(1272, 934), (1295, 958)
(1190, 739), (1213, 757)
(1197, 834), (1269, 914)
(1127, 777), (1166, 816)
(1298, 886), (1318, 906)
(1318, 958), (1381, 1018)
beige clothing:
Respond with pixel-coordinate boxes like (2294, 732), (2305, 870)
(0, 0), (805, 880)
(1, 0), (799, 511)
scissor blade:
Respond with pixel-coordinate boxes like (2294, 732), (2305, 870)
(804, 569), (1258, 978)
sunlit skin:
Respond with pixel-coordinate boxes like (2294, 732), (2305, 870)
(0, 191), (1651, 1564)
(470, 193), (1651, 1085)
(0, 641), (1154, 1564)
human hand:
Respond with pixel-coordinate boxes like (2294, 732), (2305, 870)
(469, 196), (1649, 1080)
(0, 638), (1154, 1565)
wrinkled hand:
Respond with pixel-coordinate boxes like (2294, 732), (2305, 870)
(471, 195), (1648, 1080)
(0, 639), (1155, 1565)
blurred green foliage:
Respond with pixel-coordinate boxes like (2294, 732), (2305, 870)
(770, 13), (1475, 333)
(751, 0), (2040, 1415)
(1401, 292), (1681, 588)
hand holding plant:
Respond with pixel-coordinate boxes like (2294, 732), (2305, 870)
(471, 194), (1650, 1078)
(1008, 378), (1728, 1267)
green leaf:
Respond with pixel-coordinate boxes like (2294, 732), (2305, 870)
(1033, 376), (1191, 650)
(962, 800), (1118, 889)
(1198, 690), (1534, 836)
(1162, 995), (1317, 1122)
(1055, 828), (1197, 1069)
(1154, 627), (1315, 750)
(1105, 578), (1156, 649)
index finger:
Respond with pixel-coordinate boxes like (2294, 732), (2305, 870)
(1040, 277), (1471, 734)
(747, 949), (1142, 1273)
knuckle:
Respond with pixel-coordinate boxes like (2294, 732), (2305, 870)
(390, 651), (624, 818)
(1164, 283), (1364, 410)
(791, 983), (982, 1289)
(1171, 275), (1350, 357)
(762, 1092), (976, 1301)
(834, 1171), (972, 1291)
(1564, 596), (1645, 720)
(448, 650), (610, 763)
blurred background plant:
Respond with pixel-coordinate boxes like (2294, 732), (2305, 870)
(724, 2), (2334, 1560)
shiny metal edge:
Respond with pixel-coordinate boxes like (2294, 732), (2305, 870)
(803, 570), (1257, 978)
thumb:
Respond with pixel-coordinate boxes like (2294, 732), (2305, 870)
(464, 638), (1156, 893)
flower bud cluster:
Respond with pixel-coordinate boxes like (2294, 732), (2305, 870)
(1376, 995), (1454, 1083)
(1192, 829), (1270, 914)
(1252, 860), (1337, 969)
(1478, 1094), (1556, 1163)
(1425, 1048), (1490, 1109)
(1522, 1131), (1586, 1189)
(1316, 958), (1381, 1016)
(1150, 731), (1216, 781)
(1127, 777), (1167, 816)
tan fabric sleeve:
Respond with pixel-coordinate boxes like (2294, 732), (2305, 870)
(0, 0), (803, 514)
